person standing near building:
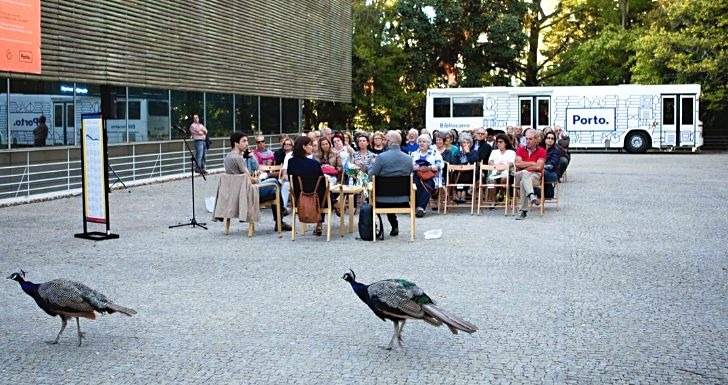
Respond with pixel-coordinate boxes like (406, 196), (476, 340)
(189, 114), (208, 174)
(33, 116), (49, 147)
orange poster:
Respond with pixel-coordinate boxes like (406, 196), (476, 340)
(0, 0), (41, 74)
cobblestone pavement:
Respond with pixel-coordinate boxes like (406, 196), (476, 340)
(0, 153), (726, 384)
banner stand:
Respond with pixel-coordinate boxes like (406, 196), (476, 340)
(74, 113), (119, 241)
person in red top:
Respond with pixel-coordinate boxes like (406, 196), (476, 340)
(189, 114), (208, 174)
(514, 129), (546, 220)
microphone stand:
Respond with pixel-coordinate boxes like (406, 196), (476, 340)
(169, 125), (207, 230)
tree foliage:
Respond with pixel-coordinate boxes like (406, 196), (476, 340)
(307, 0), (725, 133)
(631, 0), (728, 122)
(539, 0), (653, 85)
(394, 0), (528, 88)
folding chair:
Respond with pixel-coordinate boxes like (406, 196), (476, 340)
(539, 177), (560, 215)
(511, 170), (542, 215)
(442, 162), (477, 214)
(477, 162), (511, 216)
(258, 164), (283, 181)
(247, 181), (282, 237)
(213, 174), (259, 237)
(371, 175), (416, 242)
(289, 175), (332, 241)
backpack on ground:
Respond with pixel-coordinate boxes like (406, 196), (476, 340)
(358, 200), (383, 241)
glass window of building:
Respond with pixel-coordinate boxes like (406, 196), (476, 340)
(0, 78), (8, 148)
(281, 98), (300, 133)
(235, 95), (258, 134)
(260, 96), (281, 135)
(8, 79), (70, 147)
(205, 92), (233, 138)
(171, 90), (204, 140)
(129, 87), (170, 141)
(99, 85), (127, 144)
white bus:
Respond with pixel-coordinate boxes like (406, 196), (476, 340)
(425, 84), (702, 153)
(0, 94), (169, 146)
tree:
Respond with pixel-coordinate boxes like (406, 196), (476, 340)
(394, 0), (528, 88)
(539, 0), (654, 85)
(631, 0), (728, 129)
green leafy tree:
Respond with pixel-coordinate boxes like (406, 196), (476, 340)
(540, 0), (654, 85)
(394, 0), (528, 88)
(631, 0), (728, 130)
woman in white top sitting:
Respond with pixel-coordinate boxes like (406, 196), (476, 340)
(486, 133), (516, 203)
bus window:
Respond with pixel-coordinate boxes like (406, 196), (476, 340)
(148, 101), (169, 116)
(115, 101), (141, 120)
(433, 98), (450, 118)
(520, 99), (532, 126)
(538, 98), (550, 126)
(663, 97), (675, 125)
(681, 97), (693, 124)
(128, 101), (141, 120)
(453, 97), (482, 117)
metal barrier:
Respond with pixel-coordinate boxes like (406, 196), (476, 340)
(0, 140), (230, 206)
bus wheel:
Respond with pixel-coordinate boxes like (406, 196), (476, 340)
(625, 132), (649, 153)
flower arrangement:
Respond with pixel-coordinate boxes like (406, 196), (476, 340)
(344, 161), (370, 196)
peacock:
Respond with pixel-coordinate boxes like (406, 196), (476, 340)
(342, 270), (477, 349)
(7, 270), (137, 346)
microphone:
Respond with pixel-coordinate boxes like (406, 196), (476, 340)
(173, 124), (187, 134)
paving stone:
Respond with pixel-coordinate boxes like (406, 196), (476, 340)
(0, 153), (726, 384)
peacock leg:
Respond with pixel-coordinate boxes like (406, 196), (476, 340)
(386, 321), (400, 350)
(48, 316), (67, 344)
(75, 318), (85, 347)
(397, 320), (406, 347)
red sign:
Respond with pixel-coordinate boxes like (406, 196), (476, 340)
(0, 0), (41, 74)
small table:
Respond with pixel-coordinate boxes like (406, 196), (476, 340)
(331, 183), (364, 236)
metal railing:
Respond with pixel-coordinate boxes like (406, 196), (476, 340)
(0, 139), (235, 206)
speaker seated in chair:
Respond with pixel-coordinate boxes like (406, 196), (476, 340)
(370, 175), (416, 242)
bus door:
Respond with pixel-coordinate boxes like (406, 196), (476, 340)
(660, 95), (696, 147)
(53, 101), (75, 145)
(518, 96), (551, 130)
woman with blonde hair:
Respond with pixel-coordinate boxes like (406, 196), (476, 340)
(370, 131), (387, 154)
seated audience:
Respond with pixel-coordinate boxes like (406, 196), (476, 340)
(555, 126), (570, 177)
(401, 128), (419, 154)
(352, 133), (376, 174)
(287, 136), (328, 236)
(367, 130), (414, 237)
(252, 134), (275, 166)
(411, 134), (443, 217)
(370, 131), (387, 154)
(450, 132), (478, 203)
(224, 132), (292, 231)
(487, 133), (517, 202)
(514, 129), (546, 220)
(543, 131), (561, 183)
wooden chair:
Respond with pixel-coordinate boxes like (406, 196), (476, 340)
(370, 175), (416, 242)
(289, 175), (332, 241)
(247, 181), (282, 237)
(213, 174), (259, 237)
(258, 164), (283, 181)
(538, 176), (561, 215)
(511, 170), (542, 215)
(476, 162), (511, 216)
(442, 162), (477, 215)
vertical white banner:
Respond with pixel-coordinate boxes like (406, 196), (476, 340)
(81, 114), (107, 223)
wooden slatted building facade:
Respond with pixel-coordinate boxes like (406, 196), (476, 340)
(7, 0), (351, 102)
